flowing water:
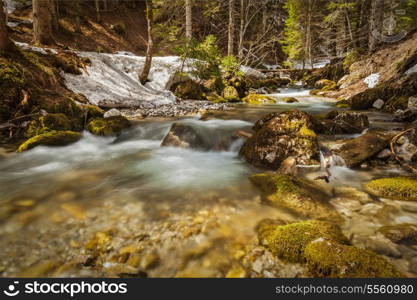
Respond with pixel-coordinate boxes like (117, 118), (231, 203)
(0, 90), (416, 278)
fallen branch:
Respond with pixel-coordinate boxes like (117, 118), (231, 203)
(390, 128), (417, 174)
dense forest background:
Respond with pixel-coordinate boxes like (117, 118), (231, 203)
(2, 0), (417, 68)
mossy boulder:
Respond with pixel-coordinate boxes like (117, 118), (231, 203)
(250, 173), (341, 221)
(242, 94), (276, 104)
(364, 177), (417, 201)
(384, 96), (409, 112)
(330, 130), (394, 167)
(282, 97), (299, 103)
(17, 131), (82, 152)
(174, 79), (204, 100)
(87, 116), (131, 137)
(222, 86), (240, 102)
(202, 77), (225, 94)
(304, 239), (403, 278)
(378, 223), (417, 244)
(25, 113), (73, 138)
(350, 86), (385, 110)
(240, 110), (320, 169)
(205, 92), (227, 103)
(257, 220), (349, 263)
(315, 79), (337, 91)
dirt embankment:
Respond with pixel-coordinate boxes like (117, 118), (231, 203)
(8, 1), (148, 54)
(326, 31), (417, 101)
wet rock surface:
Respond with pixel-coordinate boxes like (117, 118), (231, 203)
(240, 110), (320, 169)
(329, 130), (394, 167)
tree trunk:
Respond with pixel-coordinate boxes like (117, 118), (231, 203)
(139, 0), (154, 85)
(95, 0), (101, 22)
(0, 0), (12, 51)
(238, 0), (246, 60)
(33, 0), (55, 45)
(227, 0), (235, 56)
(185, 0), (192, 40)
(359, 0), (371, 50)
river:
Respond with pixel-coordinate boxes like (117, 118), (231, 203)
(0, 89), (416, 277)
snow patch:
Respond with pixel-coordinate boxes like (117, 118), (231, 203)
(364, 73), (380, 88)
(63, 53), (180, 108)
(405, 63), (417, 75)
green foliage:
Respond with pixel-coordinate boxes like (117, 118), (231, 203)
(174, 35), (242, 81)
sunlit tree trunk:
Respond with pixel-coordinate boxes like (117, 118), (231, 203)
(185, 0), (192, 40)
(33, 0), (55, 45)
(227, 0), (235, 56)
(139, 0), (154, 85)
(238, 0), (246, 60)
(0, 0), (13, 51)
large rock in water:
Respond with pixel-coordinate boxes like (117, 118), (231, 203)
(17, 131), (82, 152)
(240, 110), (320, 169)
(250, 173), (341, 222)
(161, 123), (205, 149)
(329, 129), (394, 167)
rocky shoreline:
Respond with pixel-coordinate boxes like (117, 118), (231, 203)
(120, 100), (232, 119)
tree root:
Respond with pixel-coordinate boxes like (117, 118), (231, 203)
(390, 128), (417, 174)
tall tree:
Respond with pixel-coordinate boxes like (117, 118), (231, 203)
(139, 0), (154, 85)
(227, 0), (235, 56)
(185, 0), (192, 40)
(33, 0), (55, 45)
(0, 0), (13, 51)
(238, 0), (246, 59)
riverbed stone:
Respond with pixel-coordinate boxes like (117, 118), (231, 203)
(323, 111), (369, 134)
(378, 224), (417, 244)
(161, 122), (205, 149)
(104, 108), (121, 118)
(329, 129), (394, 167)
(240, 110), (320, 169)
(373, 99), (385, 109)
(364, 177), (417, 201)
(250, 173), (341, 221)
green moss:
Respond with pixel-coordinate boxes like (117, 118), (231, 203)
(364, 177), (417, 201)
(0, 58), (25, 90)
(257, 220), (349, 263)
(87, 116), (131, 136)
(298, 124), (317, 138)
(22, 51), (54, 76)
(249, 173), (341, 221)
(25, 113), (72, 138)
(242, 94), (276, 104)
(335, 99), (351, 108)
(378, 223), (417, 243)
(304, 239), (403, 278)
(205, 92), (227, 103)
(222, 86), (240, 102)
(17, 131), (82, 152)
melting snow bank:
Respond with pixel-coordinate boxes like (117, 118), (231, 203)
(63, 53), (180, 108)
(64, 52), (265, 109)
